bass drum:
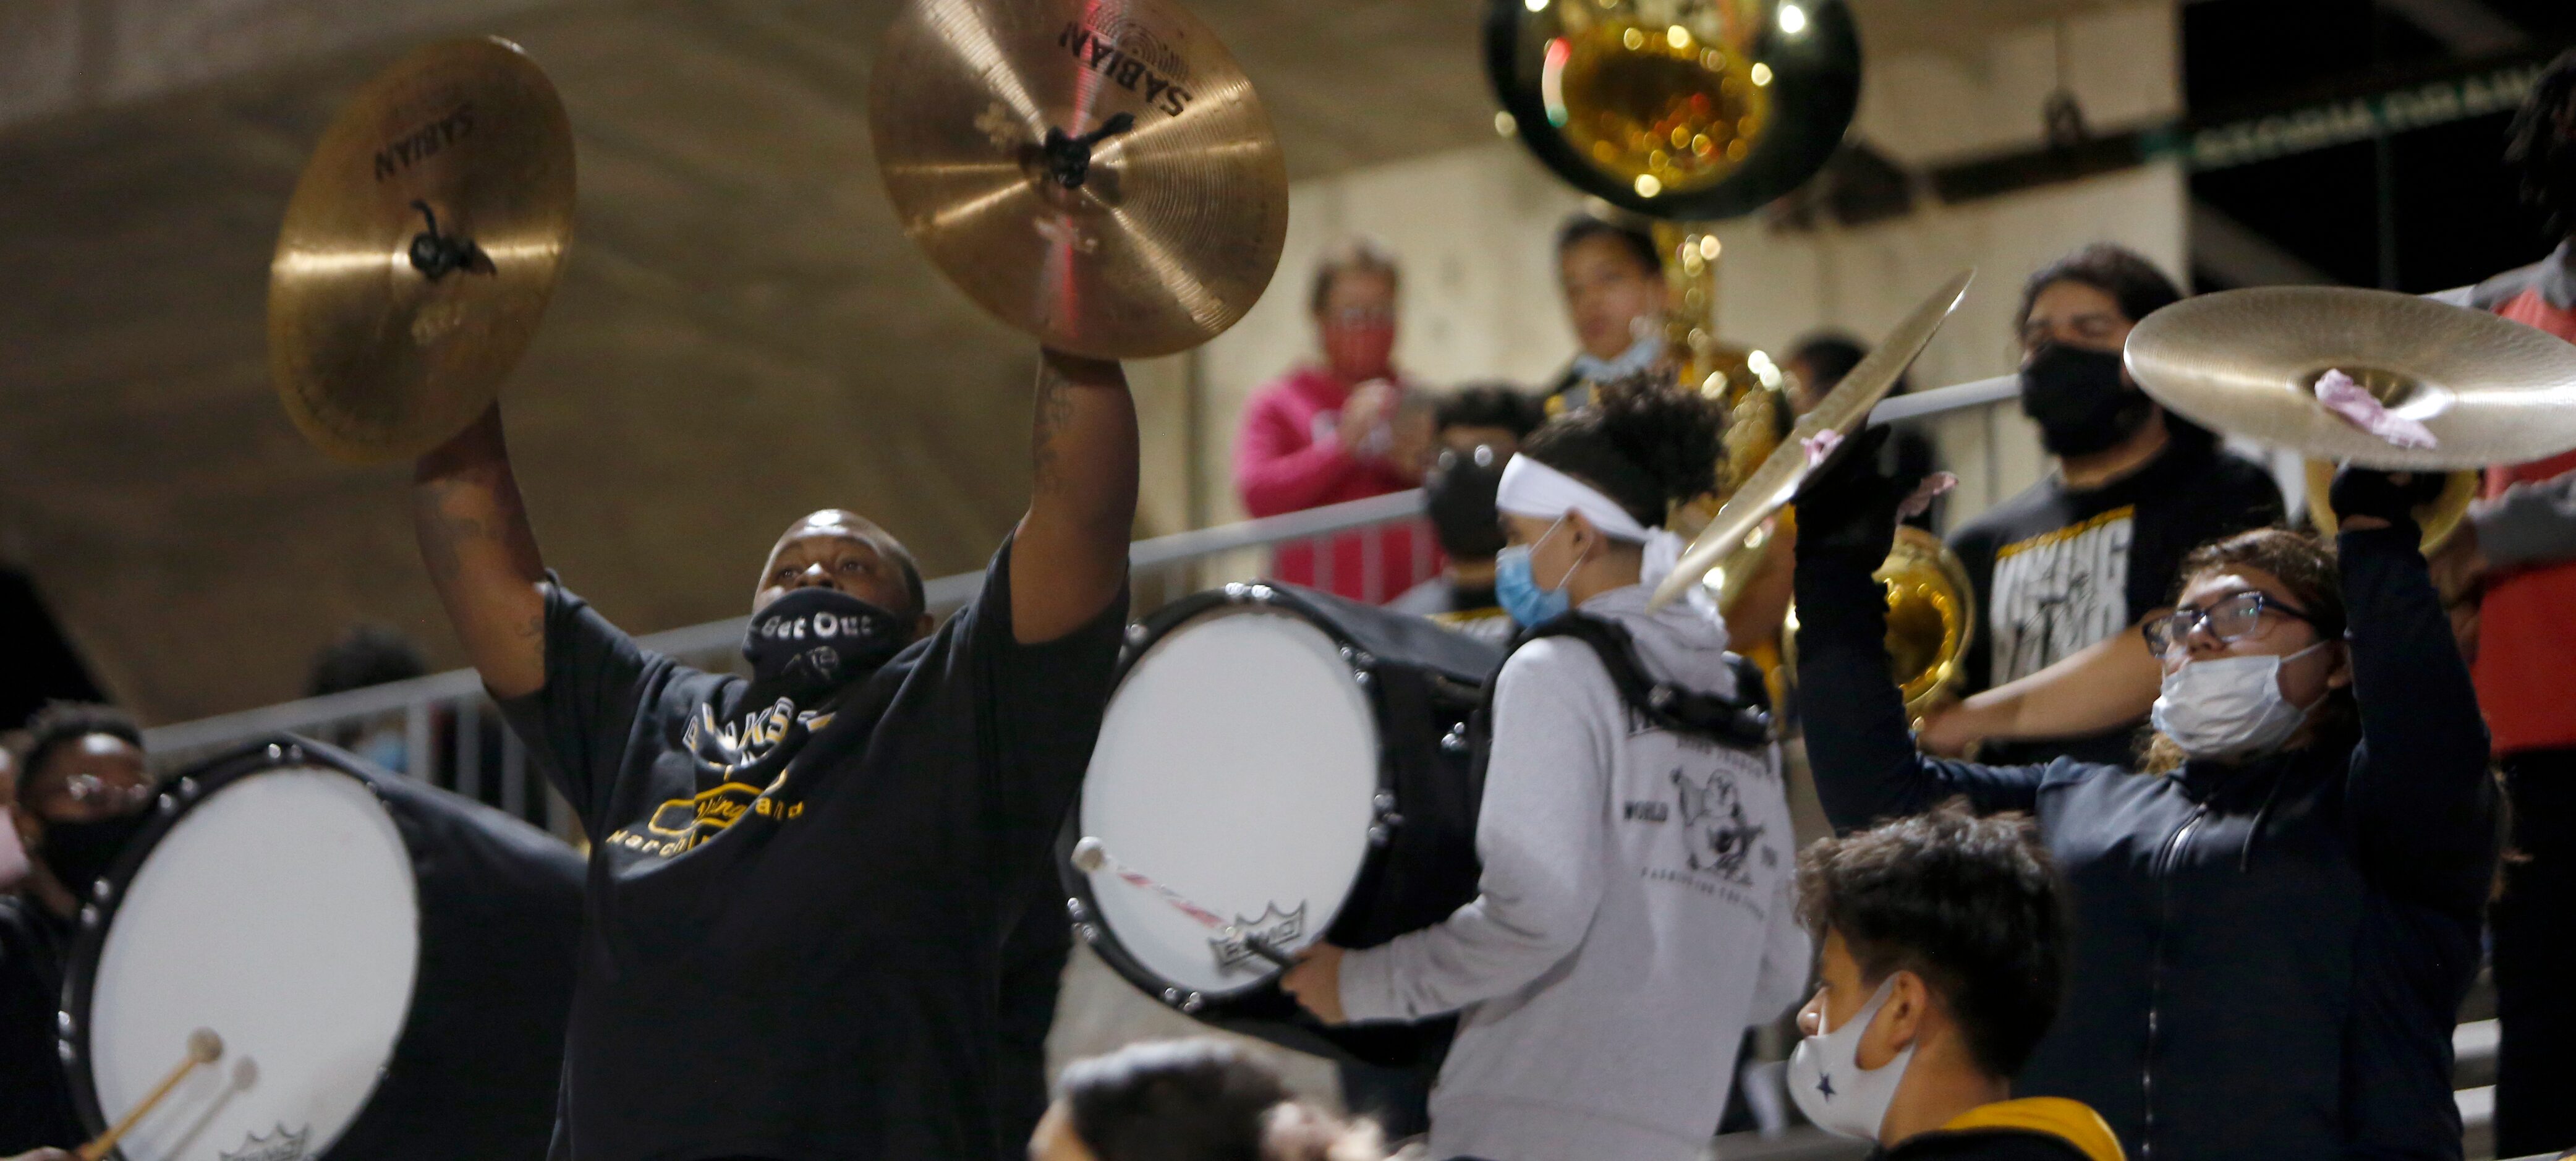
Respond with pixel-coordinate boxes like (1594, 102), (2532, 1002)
(57, 736), (584, 1161)
(1061, 582), (1502, 1068)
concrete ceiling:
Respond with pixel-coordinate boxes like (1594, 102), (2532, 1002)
(0, 0), (1496, 723)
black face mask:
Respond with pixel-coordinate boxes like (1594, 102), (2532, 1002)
(2020, 342), (2154, 457)
(742, 587), (913, 701)
(42, 809), (153, 895)
(1426, 446), (1507, 561)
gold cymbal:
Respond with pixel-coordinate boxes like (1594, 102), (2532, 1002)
(2124, 287), (2576, 471)
(1651, 269), (1973, 610)
(268, 37), (575, 464)
(868, 0), (1288, 360)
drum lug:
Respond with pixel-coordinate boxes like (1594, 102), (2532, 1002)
(1441, 724), (1469, 754)
(177, 776), (200, 801)
(79, 904), (99, 930)
(1181, 992), (1206, 1014)
(1160, 987), (1182, 1007)
(1248, 584), (1276, 603)
(56, 1011), (72, 1037)
(91, 878), (113, 904)
(1065, 897), (1087, 922)
(1074, 922), (1099, 945)
(57, 1040), (74, 1065)
(1369, 793), (1404, 840)
(267, 743), (284, 760)
(1123, 624), (1150, 647)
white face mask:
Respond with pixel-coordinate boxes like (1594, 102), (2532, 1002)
(2149, 640), (2330, 760)
(1787, 977), (1915, 1141)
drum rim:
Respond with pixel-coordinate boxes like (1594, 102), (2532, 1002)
(55, 734), (425, 1157)
(1061, 582), (1398, 1018)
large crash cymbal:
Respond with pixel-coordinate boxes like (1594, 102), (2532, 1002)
(2125, 287), (2576, 471)
(268, 37), (575, 464)
(1651, 269), (1973, 610)
(869, 0), (1288, 360)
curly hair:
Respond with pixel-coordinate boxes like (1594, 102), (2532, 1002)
(1796, 801), (2068, 1079)
(1518, 375), (1724, 530)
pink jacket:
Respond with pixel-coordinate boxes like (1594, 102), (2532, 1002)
(1232, 365), (1439, 603)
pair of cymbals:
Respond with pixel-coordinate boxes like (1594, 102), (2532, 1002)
(272, 0), (1286, 462)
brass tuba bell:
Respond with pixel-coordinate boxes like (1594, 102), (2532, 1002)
(1779, 526), (1978, 721)
(2301, 461), (2480, 554)
(1484, 0), (1861, 219)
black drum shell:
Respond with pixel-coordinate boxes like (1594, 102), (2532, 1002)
(57, 735), (584, 1161)
(1059, 584), (1501, 1069)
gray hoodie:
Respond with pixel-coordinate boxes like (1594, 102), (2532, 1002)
(1338, 584), (1811, 1161)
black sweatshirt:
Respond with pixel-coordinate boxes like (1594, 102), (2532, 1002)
(1795, 526), (2496, 1161)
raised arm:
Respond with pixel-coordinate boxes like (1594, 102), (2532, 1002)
(1010, 349), (1137, 645)
(2329, 471), (2497, 911)
(413, 404), (548, 698)
(1793, 428), (2050, 833)
(1916, 623), (2162, 755)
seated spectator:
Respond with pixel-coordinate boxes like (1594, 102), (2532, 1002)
(1792, 803), (2120, 1160)
(1031, 1039), (1380, 1161)
(2, 703), (154, 1155)
(1234, 239), (1438, 603)
(1392, 384), (1545, 634)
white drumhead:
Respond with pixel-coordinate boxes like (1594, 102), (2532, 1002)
(1079, 606), (1380, 996)
(83, 766), (420, 1161)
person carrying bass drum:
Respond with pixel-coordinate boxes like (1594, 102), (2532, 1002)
(1282, 376), (1812, 1161)
(1791, 427), (2497, 1161)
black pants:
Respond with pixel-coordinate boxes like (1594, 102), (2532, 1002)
(2493, 749), (2576, 1156)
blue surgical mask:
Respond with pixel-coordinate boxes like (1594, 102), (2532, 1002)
(1495, 518), (1575, 626)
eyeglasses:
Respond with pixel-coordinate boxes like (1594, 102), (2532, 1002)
(2141, 591), (2324, 658)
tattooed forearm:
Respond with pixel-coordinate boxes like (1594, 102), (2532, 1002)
(1031, 361), (1077, 494)
(409, 404), (550, 697)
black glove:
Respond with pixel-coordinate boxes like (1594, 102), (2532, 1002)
(2327, 466), (2446, 530)
(1792, 426), (1923, 566)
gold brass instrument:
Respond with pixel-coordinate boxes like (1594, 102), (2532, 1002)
(1488, 0), (1853, 511)
(1484, 0), (1861, 219)
(2302, 461), (2478, 554)
(1778, 527), (1977, 720)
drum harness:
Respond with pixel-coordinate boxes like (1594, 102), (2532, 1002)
(1492, 614), (1773, 752)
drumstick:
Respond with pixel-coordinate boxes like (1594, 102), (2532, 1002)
(79, 1028), (223, 1161)
(1071, 838), (1298, 968)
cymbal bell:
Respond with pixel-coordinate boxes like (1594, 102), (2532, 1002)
(2123, 287), (2576, 471)
(1651, 268), (1974, 610)
(268, 37), (576, 465)
(868, 0), (1288, 360)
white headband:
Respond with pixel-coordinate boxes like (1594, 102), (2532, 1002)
(1495, 455), (1718, 622)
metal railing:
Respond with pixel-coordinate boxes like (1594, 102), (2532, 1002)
(138, 490), (1435, 836)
